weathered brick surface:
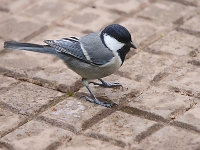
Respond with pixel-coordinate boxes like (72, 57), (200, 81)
(94, 0), (150, 14)
(22, 0), (80, 24)
(0, 120), (72, 150)
(0, 82), (62, 116)
(84, 111), (157, 147)
(0, 75), (18, 89)
(57, 135), (123, 150)
(178, 14), (200, 36)
(38, 97), (108, 133)
(0, 0), (200, 149)
(0, 16), (45, 41)
(176, 102), (200, 131)
(139, 126), (200, 150)
(159, 64), (200, 97)
(77, 75), (146, 105)
(119, 17), (168, 48)
(128, 86), (198, 120)
(0, 108), (27, 138)
(118, 52), (175, 84)
(148, 30), (200, 56)
(136, 1), (196, 27)
(63, 7), (120, 31)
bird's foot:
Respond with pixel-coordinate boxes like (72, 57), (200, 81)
(80, 96), (116, 108)
(90, 79), (123, 88)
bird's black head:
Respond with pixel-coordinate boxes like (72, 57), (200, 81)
(101, 24), (137, 49)
(100, 24), (137, 64)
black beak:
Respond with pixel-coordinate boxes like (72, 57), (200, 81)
(129, 41), (137, 49)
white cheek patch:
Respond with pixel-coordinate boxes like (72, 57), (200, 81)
(103, 34), (125, 52)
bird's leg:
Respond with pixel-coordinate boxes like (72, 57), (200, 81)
(81, 78), (114, 108)
(90, 78), (123, 88)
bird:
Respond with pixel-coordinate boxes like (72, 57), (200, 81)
(4, 24), (137, 108)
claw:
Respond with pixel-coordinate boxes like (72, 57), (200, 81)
(90, 79), (123, 89)
(80, 96), (115, 108)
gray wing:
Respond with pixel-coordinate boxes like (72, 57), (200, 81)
(44, 37), (91, 64)
(79, 32), (114, 65)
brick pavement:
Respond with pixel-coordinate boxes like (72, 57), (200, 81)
(0, 0), (200, 149)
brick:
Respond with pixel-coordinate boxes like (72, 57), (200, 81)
(70, 0), (92, 4)
(39, 97), (108, 133)
(32, 60), (81, 93)
(178, 14), (200, 36)
(128, 86), (198, 119)
(148, 30), (200, 56)
(168, 0), (199, 6)
(136, 1), (195, 26)
(139, 126), (200, 150)
(119, 17), (168, 47)
(57, 135), (123, 150)
(63, 7), (120, 31)
(77, 75), (146, 105)
(0, 0), (34, 13)
(176, 102), (200, 131)
(94, 0), (150, 14)
(0, 16), (44, 41)
(0, 39), (5, 52)
(23, 0), (79, 24)
(0, 108), (26, 138)
(0, 120), (72, 150)
(84, 111), (156, 146)
(118, 52), (175, 84)
(0, 12), (10, 24)
(0, 48), (55, 75)
(159, 64), (200, 97)
(0, 75), (18, 89)
(28, 26), (82, 44)
(0, 82), (62, 116)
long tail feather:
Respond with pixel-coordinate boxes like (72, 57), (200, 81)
(4, 41), (57, 55)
